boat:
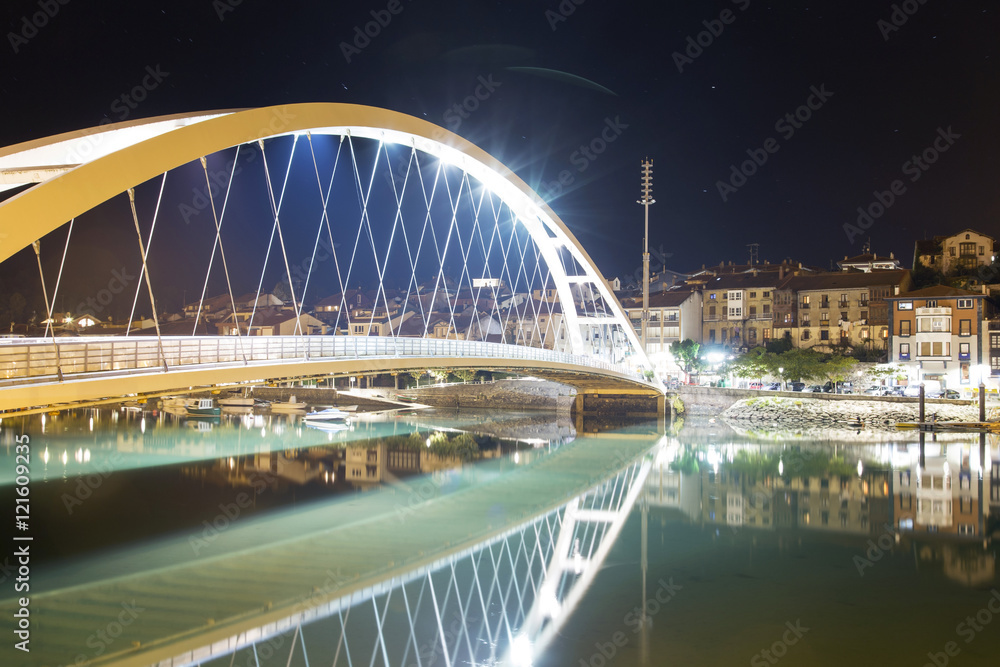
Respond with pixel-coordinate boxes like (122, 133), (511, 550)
(187, 398), (221, 417)
(270, 395), (308, 412)
(303, 407), (350, 421)
(306, 420), (350, 433)
(162, 396), (198, 410)
(218, 395), (255, 407)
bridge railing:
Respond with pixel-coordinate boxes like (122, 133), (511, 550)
(0, 335), (646, 385)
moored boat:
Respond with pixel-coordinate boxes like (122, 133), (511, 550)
(270, 395), (307, 412)
(187, 398), (221, 417)
(303, 407), (350, 421)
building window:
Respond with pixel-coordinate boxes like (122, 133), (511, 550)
(959, 342), (970, 360)
(898, 301), (913, 311)
(801, 295), (811, 307)
(709, 293), (716, 300)
(749, 306), (757, 316)
(949, 246), (956, 256)
(899, 343), (910, 360)
(957, 299), (973, 309)
(860, 311), (868, 322)
(763, 304), (770, 315)
(959, 320), (971, 336)
(820, 329), (829, 341)
(784, 313), (793, 324)
(880, 327), (888, 339)
(860, 327), (870, 339)
(926, 300), (937, 308)
(749, 291), (757, 298)
(820, 313), (829, 324)
(839, 294), (849, 307)
(763, 291), (770, 298)
(840, 311), (848, 322)
(820, 295), (830, 308)
(763, 328), (771, 341)
(802, 314), (810, 325)
(979, 245), (985, 255)
(709, 329), (716, 343)
(960, 242), (975, 256)
(918, 341), (950, 357)
(900, 320), (911, 336)
(709, 305), (716, 318)
(801, 329), (811, 340)
(840, 330), (849, 343)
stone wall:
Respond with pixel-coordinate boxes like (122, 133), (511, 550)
(676, 385), (978, 418)
(402, 379), (576, 412)
(722, 395), (990, 429)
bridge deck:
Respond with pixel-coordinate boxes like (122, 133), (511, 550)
(2, 432), (659, 667)
(0, 336), (660, 412)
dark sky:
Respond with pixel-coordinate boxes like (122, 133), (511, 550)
(2, 0), (998, 295)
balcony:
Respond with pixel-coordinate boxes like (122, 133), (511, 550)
(838, 301), (849, 308)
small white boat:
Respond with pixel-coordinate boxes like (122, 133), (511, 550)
(187, 398), (221, 417)
(162, 396), (198, 409)
(303, 407), (350, 421)
(270, 395), (307, 412)
(219, 396), (254, 407)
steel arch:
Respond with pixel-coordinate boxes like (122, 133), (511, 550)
(0, 104), (650, 366)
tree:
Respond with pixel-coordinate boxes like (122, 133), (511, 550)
(726, 346), (772, 385)
(817, 353), (858, 386)
(771, 348), (826, 383)
(669, 339), (704, 379)
(408, 370), (426, 387)
(910, 262), (945, 290)
(453, 369), (476, 383)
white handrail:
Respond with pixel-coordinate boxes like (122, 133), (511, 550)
(0, 335), (651, 386)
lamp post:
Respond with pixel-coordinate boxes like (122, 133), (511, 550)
(637, 159), (655, 354)
(778, 367), (784, 392)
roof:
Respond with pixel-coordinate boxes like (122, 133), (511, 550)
(837, 253), (899, 266)
(696, 272), (788, 290)
(781, 269), (909, 292)
(620, 289), (696, 308)
(888, 285), (983, 299)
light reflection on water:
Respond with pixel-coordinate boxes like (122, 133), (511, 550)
(544, 418), (1000, 667)
(4, 411), (998, 667)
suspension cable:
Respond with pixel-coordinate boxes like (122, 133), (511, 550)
(258, 137), (304, 336)
(125, 174), (167, 337)
(127, 186), (168, 371)
(32, 239), (63, 381)
(43, 219), (74, 339)
(196, 152), (247, 362)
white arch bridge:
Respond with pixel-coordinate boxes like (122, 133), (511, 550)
(0, 104), (660, 413)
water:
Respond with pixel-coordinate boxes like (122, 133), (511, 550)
(2, 408), (997, 666)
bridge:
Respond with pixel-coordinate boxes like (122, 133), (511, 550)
(2, 429), (662, 667)
(0, 104), (661, 413)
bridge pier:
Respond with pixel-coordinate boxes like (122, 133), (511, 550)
(572, 389), (667, 432)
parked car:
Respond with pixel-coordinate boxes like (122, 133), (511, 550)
(805, 385), (824, 393)
(764, 382), (780, 391)
(789, 382), (806, 392)
(902, 385), (922, 397)
(864, 386), (891, 396)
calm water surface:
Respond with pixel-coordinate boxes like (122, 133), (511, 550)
(2, 407), (997, 666)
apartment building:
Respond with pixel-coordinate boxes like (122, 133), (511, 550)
(887, 285), (990, 391)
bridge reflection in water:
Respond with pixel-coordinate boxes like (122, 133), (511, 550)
(6, 415), (661, 667)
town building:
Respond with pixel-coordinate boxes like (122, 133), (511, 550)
(887, 285), (993, 392)
(914, 229), (997, 275)
(619, 288), (702, 376)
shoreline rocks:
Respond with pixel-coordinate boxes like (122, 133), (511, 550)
(723, 396), (984, 430)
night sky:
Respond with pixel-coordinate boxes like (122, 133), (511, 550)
(1, 0), (998, 301)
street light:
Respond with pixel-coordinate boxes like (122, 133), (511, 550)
(778, 367), (784, 391)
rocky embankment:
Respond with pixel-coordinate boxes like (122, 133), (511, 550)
(723, 396), (987, 429)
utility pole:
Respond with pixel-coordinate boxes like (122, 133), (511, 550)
(638, 159), (655, 352)
(747, 243), (759, 266)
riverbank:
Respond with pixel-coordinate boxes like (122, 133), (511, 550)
(721, 395), (992, 429)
